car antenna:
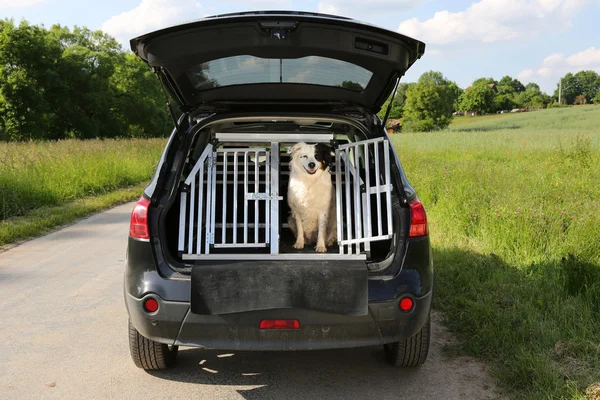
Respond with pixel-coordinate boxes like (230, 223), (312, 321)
(382, 77), (400, 129)
(153, 67), (184, 139)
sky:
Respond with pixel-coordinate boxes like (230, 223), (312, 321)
(2, 0), (600, 94)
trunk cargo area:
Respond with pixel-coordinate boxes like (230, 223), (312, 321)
(166, 120), (397, 262)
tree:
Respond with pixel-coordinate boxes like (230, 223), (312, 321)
(51, 32), (123, 138)
(473, 77), (497, 87)
(574, 70), (600, 104)
(110, 54), (171, 137)
(0, 20), (61, 140)
(339, 80), (364, 91)
(493, 94), (515, 111)
(525, 82), (542, 93)
(459, 80), (496, 114)
(554, 73), (581, 105)
(0, 19), (170, 141)
(402, 71), (459, 132)
(498, 75), (525, 94)
(593, 90), (600, 104)
(510, 82), (552, 109)
(378, 82), (414, 120)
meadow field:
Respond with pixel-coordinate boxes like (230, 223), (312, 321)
(0, 138), (166, 245)
(1, 106), (599, 397)
(392, 105), (600, 398)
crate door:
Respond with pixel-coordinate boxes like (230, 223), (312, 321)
(178, 145), (275, 258)
(335, 138), (394, 255)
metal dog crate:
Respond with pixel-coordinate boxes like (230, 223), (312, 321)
(178, 133), (394, 261)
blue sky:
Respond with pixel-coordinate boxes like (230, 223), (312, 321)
(2, 0), (599, 94)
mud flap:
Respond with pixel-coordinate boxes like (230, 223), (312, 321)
(191, 260), (368, 316)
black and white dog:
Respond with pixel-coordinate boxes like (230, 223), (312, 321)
(287, 142), (337, 253)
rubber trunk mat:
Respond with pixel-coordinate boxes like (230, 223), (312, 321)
(191, 260), (368, 316)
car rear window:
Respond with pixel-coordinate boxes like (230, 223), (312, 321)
(186, 55), (373, 91)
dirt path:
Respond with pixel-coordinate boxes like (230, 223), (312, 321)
(0, 202), (500, 399)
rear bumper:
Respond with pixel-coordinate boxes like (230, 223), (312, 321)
(125, 290), (432, 350)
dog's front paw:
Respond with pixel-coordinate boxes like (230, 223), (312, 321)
(315, 244), (327, 253)
(293, 242), (305, 250)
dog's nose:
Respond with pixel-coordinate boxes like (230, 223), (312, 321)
(308, 162), (316, 169)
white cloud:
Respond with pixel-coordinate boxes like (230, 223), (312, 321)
(537, 67), (552, 78)
(518, 69), (535, 80)
(398, 0), (591, 45)
(101, 0), (203, 45)
(543, 53), (565, 66)
(518, 47), (600, 84)
(318, 0), (417, 19)
(565, 46), (600, 67)
(0, 0), (46, 7)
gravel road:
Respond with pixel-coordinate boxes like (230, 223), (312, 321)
(0, 202), (499, 399)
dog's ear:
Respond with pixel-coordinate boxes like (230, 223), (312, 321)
(315, 143), (334, 169)
(287, 143), (303, 158)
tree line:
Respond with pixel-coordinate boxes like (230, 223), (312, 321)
(0, 19), (171, 141)
(381, 70), (600, 132)
(2, 19), (599, 140)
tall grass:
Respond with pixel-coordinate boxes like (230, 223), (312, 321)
(392, 106), (600, 398)
(0, 139), (166, 221)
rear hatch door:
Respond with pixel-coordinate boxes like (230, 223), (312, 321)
(130, 11), (425, 112)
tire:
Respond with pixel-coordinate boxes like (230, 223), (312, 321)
(383, 313), (431, 367)
(128, 319), (178, 370)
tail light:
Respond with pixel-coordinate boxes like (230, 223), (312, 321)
(408, 198), (428, 238)
(129, 197), (150, 240)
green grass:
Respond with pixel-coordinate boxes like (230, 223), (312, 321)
(0, 138), (166, 246)
(391, 105), (600, 399)
(0, 184), (147, 247)
(451, 112), (510, 127)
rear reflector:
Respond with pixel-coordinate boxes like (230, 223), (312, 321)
(399, 297), (414, 312)
(129, 197), (150, 240)
(144, 298), (159, 313)
(408, 198), (428, 238)
(259, 319), (300, 330)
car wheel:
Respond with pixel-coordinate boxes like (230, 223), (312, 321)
(383, 313), (431, 367)
(128, 319), (178, 370)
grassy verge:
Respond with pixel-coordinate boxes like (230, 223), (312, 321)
(0, 138), (166, 220)
(391, 105), (600, 399)
(0, 184), (146, 248)
(0, 138), (166, 246)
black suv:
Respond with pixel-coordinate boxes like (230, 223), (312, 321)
(124, 11), (432, 370)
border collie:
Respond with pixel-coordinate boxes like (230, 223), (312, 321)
(287, 142), (337, 253)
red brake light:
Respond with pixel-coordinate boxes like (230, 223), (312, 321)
(129, 197), (150, 240)
(408, 198), (428, 238)
(259, 320), (300, 329)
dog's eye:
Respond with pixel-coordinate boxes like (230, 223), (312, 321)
(302, 155), (308, 159)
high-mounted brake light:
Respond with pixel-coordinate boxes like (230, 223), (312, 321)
(259, 320), (300, 330)
(129, 197), (150, 240)
(408, 198), (428, 238)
